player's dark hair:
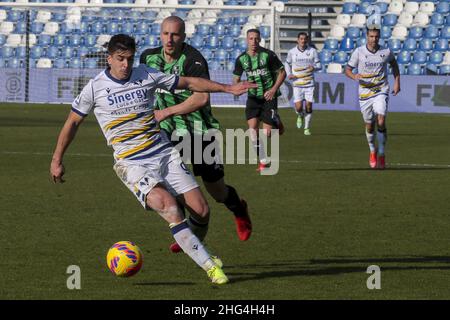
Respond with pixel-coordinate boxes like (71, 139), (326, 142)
(246, 29), (261, 36)
(108, 34), (136, 54)
(297, 32), (309, 39)
(366, 27), (381, 34)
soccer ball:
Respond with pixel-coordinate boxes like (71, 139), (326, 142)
(106, 241), (143, 277)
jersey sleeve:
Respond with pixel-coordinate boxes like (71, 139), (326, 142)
(71, 79), (94, 117)
(268, 51), (284, 72)
(284, 50), (293, 76)
(184, 54), (210, 80)
(155, 72), (179, 92)
(347, 48), (359, 69)
(233, 57), (243, 77)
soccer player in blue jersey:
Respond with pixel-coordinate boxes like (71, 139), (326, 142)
(345, 27), (401, 169)
(49, 34), (256, 284)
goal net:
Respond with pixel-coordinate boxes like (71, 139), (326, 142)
(0, 2), (285, 106)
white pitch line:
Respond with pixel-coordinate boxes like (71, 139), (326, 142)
(3, 150), (450, 168)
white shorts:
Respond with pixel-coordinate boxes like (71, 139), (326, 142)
(293, 86), (314, 103)
(113, 148), (199, 209)
(360, 94), (389, 123)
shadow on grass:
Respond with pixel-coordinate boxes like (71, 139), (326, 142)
(317, 167), (450, 171)
(133, 282), (196, 286)
(224, 256), (450, 284)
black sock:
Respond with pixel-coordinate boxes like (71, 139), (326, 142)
(224, 185), (246, 217)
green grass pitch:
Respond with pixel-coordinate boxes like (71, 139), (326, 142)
(0, 103), (449, 299)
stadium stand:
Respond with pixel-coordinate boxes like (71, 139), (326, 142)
(0, 0), (447, 75)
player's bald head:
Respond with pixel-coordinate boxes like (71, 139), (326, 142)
(161, 16), (185, 34)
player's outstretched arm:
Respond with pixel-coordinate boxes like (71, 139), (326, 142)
(345, 66), (361, 81)
(177, 77), (257, 96)
(50, 111), (85, 183)
(155, 92), (209, 122)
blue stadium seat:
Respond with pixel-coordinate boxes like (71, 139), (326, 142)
(52, 12), (66, 22)
(144, 35), (159, 47)
(212, 24), (226, 37)
(121, 22), (134, 34)
(68, 34), (82, 47)
(387, 38), (402, 53)
(202, 48), (213, 60)
(358, 1), (371, 14)
(429, 51), (443, 64)
(197, 24), (211, 37)
(230, 49), (241, 61)
(319, 49), (333, 64)
(434, 38), (449, 51)
(15, 46), (26, 58)
(215, 49), (229, 62)
(440, 64), (450, 75)
(143, 10), (157, 20)
(441, 26), (450, 38)
(407, 63), (423, 75)
(8, 10), (22, 22)
(151, 24), (161, 36)
(418, 38), (433, 52)
(135, 22), (150, 35)
(424, 25), (439, 39)
(30, 46), (44, 59)
(225, 61), (235, 72)
(431, 13), (445, 26)
(408, 27), (423, 39)
(397, 51), (411, 64)
(382, 14), (397, 27)
(0, 34), (5, 46)
(323, 38), (339, 52)
(77, 46), (89, 57)
(339, 37), (354, 52)
(234, 15), (248, 26)
(356, 37), (367, 47)
(218, 17), (232, 26)
(237, 38), (247, 51)
(107, 22), (120, 35)
(84, 58), (98, 69)
(402, 38), (417, 51)
(346, 26), (360, 39)
(69, 58), (81, 69)
(1, 46), (14, 58)
(90, 22), (104, 34)
(380, 26), (391, 39)
(46, 46), (60, 59)
(206, 36), (219, 50)
(15, 21), (27, 34)
(397, 63), (407, 75)
(0, 58), (5, 68)
(227, 25), (241, 37)
(260, 26), (270, 39)
(426, 63), (439, 74)
(53, 34), (66, 46)
(54, 58), (66, 69)
(436, 1), (449, 14)
(375, 1), (388, 14)
(333, 51), (347, 64)
(84, 35), (96, 47)
(221, 36), (235, 50)
(8, 58), (20, 69)
(412, 50), (427, 64)
(62, 47), (74, 59)
(31, 22), (44, 34)
(342, 2), (357, 14)
(190, 35), (204, 49)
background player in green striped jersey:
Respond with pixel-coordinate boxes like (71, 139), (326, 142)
(140, 17), (253, 253)
(233, 29), (286, 172)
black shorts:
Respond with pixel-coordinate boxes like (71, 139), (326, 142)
(246, 96), (281, 128)
(167, 132), (225, 183)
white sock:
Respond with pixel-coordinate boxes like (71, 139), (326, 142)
(170, 220), (215, 271)
(377, 129), (386, 155)
(304, 112), (312, 129)
(251, 136), (268, 164)
(187, 216), (209, 242)
(366, 130), (376, 153)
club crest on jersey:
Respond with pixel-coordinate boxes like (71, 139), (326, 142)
(133, 80), (143, 86)
(106, 88), (111, 94)
(172, 65), (180, 75)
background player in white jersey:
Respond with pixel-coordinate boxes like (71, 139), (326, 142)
(284, 32), (321, 136)
(49, 34), (256, 284)
(345, 27), (401, 169)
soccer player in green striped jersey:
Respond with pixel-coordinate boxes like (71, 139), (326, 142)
(140, 16), (253, 252)
(233, 29), (286, 172)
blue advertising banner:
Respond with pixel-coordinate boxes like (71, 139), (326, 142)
(0, 69), (448, 113)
